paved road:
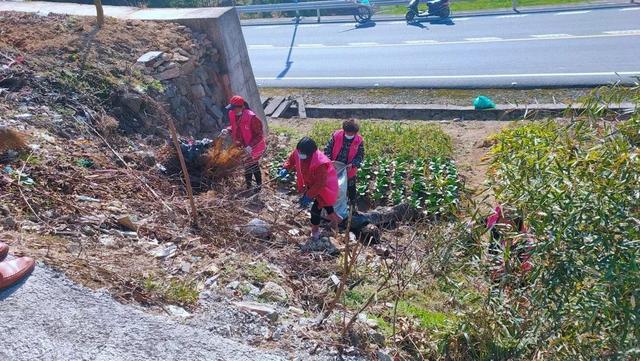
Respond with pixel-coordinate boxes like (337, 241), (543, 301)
(242, 6), (640, 87)
(0, 263), (286, 361)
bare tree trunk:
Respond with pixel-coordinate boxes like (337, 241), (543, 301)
(95, 0), (105, 28)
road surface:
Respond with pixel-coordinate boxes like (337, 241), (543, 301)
(0, 263), (286, 361)
(242, 6), (640, 87)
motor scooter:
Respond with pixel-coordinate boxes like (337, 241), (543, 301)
(405, 0), (450, 22)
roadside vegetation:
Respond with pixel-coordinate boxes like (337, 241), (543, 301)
(379, 0), (592, 15)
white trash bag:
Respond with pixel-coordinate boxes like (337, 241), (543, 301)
(329, 161), (349, 220)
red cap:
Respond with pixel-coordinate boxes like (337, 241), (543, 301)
(230, 95), (244, 106)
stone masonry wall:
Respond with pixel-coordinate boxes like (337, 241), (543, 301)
(135, 27), (227, 138)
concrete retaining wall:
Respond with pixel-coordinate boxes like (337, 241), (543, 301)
(279, 103), (636, 120)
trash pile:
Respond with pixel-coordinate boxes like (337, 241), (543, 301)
(156, 138), (245, 188)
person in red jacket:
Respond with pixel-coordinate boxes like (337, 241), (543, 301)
(280, 137), (342, 240)
(221, 95), (266, 192)
(324, 119), (365, 204)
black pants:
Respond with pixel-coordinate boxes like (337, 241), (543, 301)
(310, 200), (335, 225)
(347, 177), (357, 203)
(244, 161), (262, 189)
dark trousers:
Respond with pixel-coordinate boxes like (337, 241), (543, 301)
(244, 161), (262, 189)
(347, 177), (357, 203)
(310, 200), (335, 225)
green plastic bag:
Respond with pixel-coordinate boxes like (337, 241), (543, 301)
(473, 96), (496, 110)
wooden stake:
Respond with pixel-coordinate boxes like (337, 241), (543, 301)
(166, 115), (198, 225)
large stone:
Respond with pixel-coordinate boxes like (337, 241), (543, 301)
(136, 51), (163, 66)
(172, 53), (190, 62)
(244, 218), (271, 239)
(165, 305), (192, 318)
(154, 67), (180, 81)
(191, 84), (206, 99)
(259, 281), (287, 302)
(300, 236), (339, 256)
(180, 60), (196, 76)
(376, 350), (393, 361)
(233, 301), (279, 322)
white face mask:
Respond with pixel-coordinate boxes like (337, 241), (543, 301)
(345, 134), (355, 140)
(298, 151), (308, 160)
(235, 110), (243, 116)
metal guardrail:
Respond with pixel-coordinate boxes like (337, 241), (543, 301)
(236, 0), (522, 23)
(237, 0), (406, 22)
(238, 0), (639, 23)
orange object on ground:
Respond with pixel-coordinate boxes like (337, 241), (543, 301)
(0, 257), (35, 290)
(0, 242), (8, 261)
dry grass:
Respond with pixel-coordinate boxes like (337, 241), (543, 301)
(0, 127), (27, 154)
(202, 139), (245, 181)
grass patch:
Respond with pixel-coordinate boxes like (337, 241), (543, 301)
(310, 120), (452, 160)
(397, 301), (451, 329)
(244, 261), (278, 284)
(143, 276), (199, 306)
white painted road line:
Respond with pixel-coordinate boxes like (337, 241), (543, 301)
(387, 21), (407, 25)
(248, 25), (283, 30)
(555, 10), (591, 15)
(247, 32), (640, 50)
(256, 71), (640, 81)
(497, 14), (528, 18)
(248, 44), (275, 49)
(465, 37), (503, 41)
(620, 7), (640, 11)
(348, 42), (379, 46)
(403, 40), (440, 44)
(299, 24), (321, 28)
(531, 33), (572, 38)
(604, 30), (640, 35)
(453, 17), (471, 21)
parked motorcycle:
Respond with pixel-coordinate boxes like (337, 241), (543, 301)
(353, 0), (373, 24)
(405, 0), (450, 21)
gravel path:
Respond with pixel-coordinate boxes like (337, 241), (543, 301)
(0, 263), (286, 361)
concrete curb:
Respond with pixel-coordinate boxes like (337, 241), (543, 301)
(276, 103), (635, 120)
(241, 1), (638, 26)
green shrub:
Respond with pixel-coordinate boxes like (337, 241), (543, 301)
(482, 85), (640, 358)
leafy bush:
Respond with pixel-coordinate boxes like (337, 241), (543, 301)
(481, 85), (640, 359)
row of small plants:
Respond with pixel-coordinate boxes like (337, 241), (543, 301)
(268, 121), (460, 216)
(357, 156), (459, 214)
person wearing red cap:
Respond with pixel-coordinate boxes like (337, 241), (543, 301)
(220, 95), (266, 192)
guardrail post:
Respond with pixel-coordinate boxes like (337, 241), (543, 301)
(512, 0), (518, 12)
(316, 8), (321, 22)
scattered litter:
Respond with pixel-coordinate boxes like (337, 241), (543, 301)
(76, 195), (101, 203)
(149, 243), (177, 258)
(473, 95), (496, 109)
(165, 305), (192, 318)
(76, 158), (95, 168)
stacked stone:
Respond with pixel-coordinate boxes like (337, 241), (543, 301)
(136, 29), (226, 137)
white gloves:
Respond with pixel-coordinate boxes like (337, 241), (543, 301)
(219, 128), (230, 137)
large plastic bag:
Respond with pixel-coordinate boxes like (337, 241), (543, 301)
(473, 96), (496, 110)
(323, 161), (349, 219)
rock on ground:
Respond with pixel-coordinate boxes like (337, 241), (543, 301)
(0, 264), (285, 361)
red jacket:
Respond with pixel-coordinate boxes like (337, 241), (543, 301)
(284, 150), (338, 208)
(226, 109), (265, 160)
